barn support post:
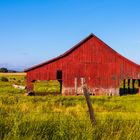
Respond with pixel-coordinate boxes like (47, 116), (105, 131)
(81, 77), (85, 94)
(26, 81), (34, 95)
(74, 77), (78, 95)
(83, 83), (96, 126)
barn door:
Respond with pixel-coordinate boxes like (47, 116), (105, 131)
(56, 70), (62, 93)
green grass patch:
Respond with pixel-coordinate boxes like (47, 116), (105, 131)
(34, 80), (60, 94)
(0, 74), (26, 95)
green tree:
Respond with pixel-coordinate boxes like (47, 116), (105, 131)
(0, 67), (8, 73)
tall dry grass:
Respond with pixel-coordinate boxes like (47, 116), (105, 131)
(0, 74), (140, 139)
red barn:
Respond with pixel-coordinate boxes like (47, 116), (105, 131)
(25, 34), (140, 95)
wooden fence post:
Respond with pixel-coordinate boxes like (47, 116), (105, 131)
(83, 83), (96, 126)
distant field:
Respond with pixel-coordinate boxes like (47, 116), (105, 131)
(0, 72), (26, 76)
(0, 73), (26, 95)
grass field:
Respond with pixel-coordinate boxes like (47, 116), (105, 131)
(0, 73), (26, 76)
(0, 73), (140, 139)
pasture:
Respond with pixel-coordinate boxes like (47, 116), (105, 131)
(0, 73), (140, 139)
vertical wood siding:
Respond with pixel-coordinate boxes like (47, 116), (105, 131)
(26, 35), (140, 95)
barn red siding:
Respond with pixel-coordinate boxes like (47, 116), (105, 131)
(25, 34), (140, 95)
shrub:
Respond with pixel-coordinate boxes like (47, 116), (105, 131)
(0, 77), (9, 82)
(17, 80), (21, 83)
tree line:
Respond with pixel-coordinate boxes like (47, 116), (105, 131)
(0, 67), (17, 73)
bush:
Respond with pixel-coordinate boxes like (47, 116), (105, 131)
(17, 80), (21, 83)
(0, 77), (9, 82)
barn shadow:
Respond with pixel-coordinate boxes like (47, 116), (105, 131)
(119, 79), (140, 96)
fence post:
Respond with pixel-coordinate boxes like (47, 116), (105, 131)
(83, 83), (96, 126)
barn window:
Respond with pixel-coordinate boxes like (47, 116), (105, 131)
(56, 70), (62, 80)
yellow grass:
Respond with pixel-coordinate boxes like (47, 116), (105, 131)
(0, 72), (26, 76)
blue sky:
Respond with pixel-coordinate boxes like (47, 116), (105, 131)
(0, 0), (140, 70)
